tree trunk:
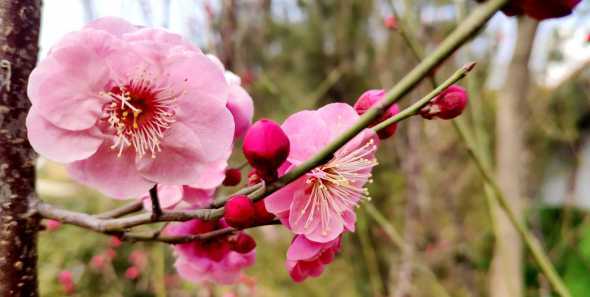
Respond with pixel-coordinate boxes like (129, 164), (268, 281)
(490, 17), (538, 297)
(0, 0), (41, 296)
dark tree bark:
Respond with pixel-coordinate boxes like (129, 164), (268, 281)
(0, 0), (41, 296)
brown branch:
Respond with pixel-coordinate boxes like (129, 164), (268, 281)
(149, 185), (162, 220)
(37, 202), (223, 232)
(94, 200), (143, 219)
(120, 220), (281, 244)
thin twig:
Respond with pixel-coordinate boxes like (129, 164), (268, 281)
(95, 200), (143, 219)
(150, 185), (163, 220)
(258, 0), (507, 200)
(210, 181), (265, 208)
(36, 0), (506, 242)
(364, 204), (452, 297)
(372, 62), (476, 132)
(37, 202), (223, 232)
(453, 120), (572, 297)
(121, 220), (281, 244)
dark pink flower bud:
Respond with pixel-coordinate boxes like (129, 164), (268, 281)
(419, 85), (468, 120)
(224, 195), (256, 229)
(229, 233), (257, 254)
(90, 254), (107, 270)
(475, 0), (581, 20)
(522, 0), (581, 20)
(383, 15), (398, 30)
(253, 200), (275, 225)
(243, 119), (290, 178)
(222, 168), (242, 186)
(45, 219), (61, 231)
(353, 89), (400, 139)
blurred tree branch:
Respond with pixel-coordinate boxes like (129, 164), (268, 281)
(491, 17), (538, 297)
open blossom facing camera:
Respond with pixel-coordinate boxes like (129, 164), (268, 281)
(166, 219), (255, 284)
(265, 103), (379, 243)
(26, 17), (236, 198)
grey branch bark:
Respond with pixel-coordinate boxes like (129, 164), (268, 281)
(490, 17), (538, 297)
(0, 0), (41, 296)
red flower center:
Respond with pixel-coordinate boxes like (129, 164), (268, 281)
(102, 78), (178, 158)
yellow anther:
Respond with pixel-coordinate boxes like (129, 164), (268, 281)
(132, 109), (142, 129)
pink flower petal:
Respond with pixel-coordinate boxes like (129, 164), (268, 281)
(289, 188), (344, 242)
(141, 185), (183, 210)
(342, 210), (356, 232)
(317, 103), (360, 139)
(28, 43), (110, 130)
(182, 186), (215, 208)
(136, 123), (206, 185)
(287, 235), (323, 261)
(68, 143), (153, 199)
(264, 178), (306, 214)
(86, 17), (138, 37)
(226, 84), (254, 138)
(178, 108), (235, 164)
(26, 107), (103, 163)
(281, 110), (330, 163)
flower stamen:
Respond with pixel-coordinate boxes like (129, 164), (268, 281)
(295, 139), (378, 237)
(101, 74), (179, 159)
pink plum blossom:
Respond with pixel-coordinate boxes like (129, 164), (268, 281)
(264, 103), (379, 243)
(125, 266), (140, 280)
(286, 235), (342, 282)
(166, 219), (255, 284)
(207, 54), (254, 138)
(58, 270), (75, 295)
(26, 17), (235, 199)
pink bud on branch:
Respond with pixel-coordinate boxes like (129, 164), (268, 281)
(224, 195), (256, 229)
(419, 84), (468, 120)
(243, 119), (290, 180)
(354, 89), (400, 139)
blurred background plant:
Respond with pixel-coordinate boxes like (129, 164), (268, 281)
(36, 0), (590, 296)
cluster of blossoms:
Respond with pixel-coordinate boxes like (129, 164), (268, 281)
(29, 17), (469, 285)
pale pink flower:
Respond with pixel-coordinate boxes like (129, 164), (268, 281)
(207, 54), (254, 138)
(264, 103), (379, 242)
(26, 17), (234, 198)
(58, 270), (75, 295)
(129, 250), (148, 269)
(286, 235), (341, 282)
(167, 219), (255, 284)
(90, 254), (108, 270)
